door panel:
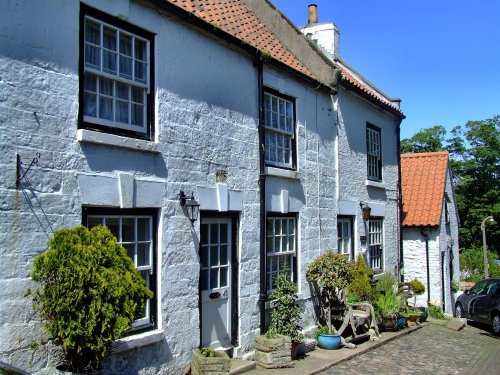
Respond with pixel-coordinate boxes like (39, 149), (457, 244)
(200, 218), (232, 348)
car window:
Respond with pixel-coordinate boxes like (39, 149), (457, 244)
(470, 280), (489, 295)
(487, 281), (500, 295)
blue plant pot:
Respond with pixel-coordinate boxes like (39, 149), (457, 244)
(317, 334), (341, 350)
(397, 316), (406, 329)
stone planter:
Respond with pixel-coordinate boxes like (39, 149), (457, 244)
(379, 314), (398, 331)
(254, 334), (293, 369)
(191, 349), (230, 375)
(405, 313), (421, 326)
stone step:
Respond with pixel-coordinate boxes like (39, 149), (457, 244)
(230, 358), (256, 375)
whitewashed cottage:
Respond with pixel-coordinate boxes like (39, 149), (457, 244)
(0, 1), (404, 373)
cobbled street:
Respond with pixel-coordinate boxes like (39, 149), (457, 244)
(321, 323), (500, 375)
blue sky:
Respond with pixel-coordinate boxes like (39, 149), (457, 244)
(270, 0), (500, 139)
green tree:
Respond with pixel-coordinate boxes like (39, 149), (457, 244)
(400, 125), (447, 153)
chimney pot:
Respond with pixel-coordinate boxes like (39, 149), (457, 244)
(308, 4), (318, 24)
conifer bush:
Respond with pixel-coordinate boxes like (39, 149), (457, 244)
(28, 225), (153, 372)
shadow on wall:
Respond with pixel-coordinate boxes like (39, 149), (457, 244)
(81, 143), (168, 178)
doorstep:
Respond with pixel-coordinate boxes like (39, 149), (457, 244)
(235, 323), (427, 375)
(230, 358), (257, 374)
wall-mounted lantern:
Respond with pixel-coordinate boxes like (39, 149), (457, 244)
(360, 202), (372, 221)
(178, 190), (200, 224)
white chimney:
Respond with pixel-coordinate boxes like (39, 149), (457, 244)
(301, 4), (340, 60)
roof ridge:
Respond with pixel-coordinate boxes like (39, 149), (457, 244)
(401, 151), (449, 158)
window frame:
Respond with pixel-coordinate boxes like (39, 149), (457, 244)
(337, 216), (354, 260)
(79, 3), (155, 141)
(265, 214), (298, 293)
(366, 123), (382, 182)
(368, 217), (383, 271)
(82, 206), (158, 333)
(263, 88), (297, 170)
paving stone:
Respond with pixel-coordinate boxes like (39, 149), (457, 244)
(446, 318), (467, 331)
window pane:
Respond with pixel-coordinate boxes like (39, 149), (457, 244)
(220, 224), (228, 244)
(210, 246), (218, 266)
(286, 102), (292, 116)
(272, 96), (278, 112)
(105, 218), (120, 239)
(116, 82), (129, 99)
(85, 20), (100, 44)
(135, 39), (147, 61)
(201, 224), (209, 244)
(99, 97), (113, 120)
(210, 224), (218, 244)
(210, 269), (219, 289)
(84, 93), (97, 117)
(85, 45), (100, 68)
(122, 218), (135, 242)
(99, 77), (114, 95)
(279, 99), (285, 115)
(120, 56), (132, 79)
(116, 101), (129, 123)
(137, 218), (150, 241)
(200, 247), (209, 268)
(120, 33), (132, 56)
(103, 27), (117, 50)
(103, 50), (117, 74)
(132, 104), (144, 126)
(137, 243), (150, 267)
(220, 245), (228, 265)
(123, 243), (135, 263)
(131, 86), (144, 104)
(87, 216), (103, 228)
(135, 61), (147, 83)
(220, 266), (228, 287)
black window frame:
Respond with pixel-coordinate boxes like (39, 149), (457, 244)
(368, 217), (383, 272)
(263, 87), (297, 170)
(79, 3), (155, 141)
(337, 215), (354, 260)
(82, 206), (158, 334)
(366, 123), (382, 182)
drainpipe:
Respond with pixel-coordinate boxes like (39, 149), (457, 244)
(441, 252), (446, 311)
(396, 120), (403, 282)
(420, 229), (431, 304)
(257, 60), (267, 333)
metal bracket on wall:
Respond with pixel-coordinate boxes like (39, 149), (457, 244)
(16, 152), (41, 189)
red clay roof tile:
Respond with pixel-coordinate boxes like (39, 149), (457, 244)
(401, 152), (450, 227)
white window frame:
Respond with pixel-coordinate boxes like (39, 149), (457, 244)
(266, 216), (297, 292)
(337, 218), (353, 259)
(368, 218), (383, 271)
(87, 214), (154, 328)
(82, 10), (151, 135)
(264, 92), (295, 169)
(367, 125), (382, 181)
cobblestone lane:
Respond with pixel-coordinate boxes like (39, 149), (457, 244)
(321, 323), (500, 375)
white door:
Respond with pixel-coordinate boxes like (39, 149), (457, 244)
(200, 218), (232, 348)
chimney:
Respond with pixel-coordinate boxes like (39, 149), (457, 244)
(308, 4), (318, 25)
(301, 5), (340, 59)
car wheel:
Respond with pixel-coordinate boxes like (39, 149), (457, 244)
(492, 313), (500, 336)
(455, 303), (463, 318)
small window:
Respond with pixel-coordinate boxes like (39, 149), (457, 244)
(366, 124), (382, 181)
(264, 91), (295, 169)
(80, 4), (154, 140)
(337, 217), (353, 259)
(368, 218), (383, 271)
(266, 215), (297, 291)
(83, 207), (157, 330)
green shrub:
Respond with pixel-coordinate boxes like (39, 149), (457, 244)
(428, 305), (446, 319)
(375, 273), (398, 294)
(306, 251), (355, 333)
(451, 281), (460, 293)
(199, 348), (216, 357)
(460, 247), (500, 282)
(29, 225), (153, 372)
(268, 272), (302, 341)
(373, 273), (402, 318)
(409, 278), (425, 307)
(347, 255), (374, 303)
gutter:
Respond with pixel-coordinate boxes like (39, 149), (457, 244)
(420, 229), (431, 304)
(146, 0), (335, 94)
(257, 60), (267, 333)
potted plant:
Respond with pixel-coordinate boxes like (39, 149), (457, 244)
(404, 279), (426, 326)
(373, 273), (403, 331)
(268, 272), (303, 359)
(191, 348), (230, 375)
(306, 251), (354, 349)
(315, 325), (341, 350)
(27, 226), (153, 373)
(254, 326), (293, 369)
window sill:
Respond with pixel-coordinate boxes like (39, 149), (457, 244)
(77, 129), (159, 153)
(265, 166), (302, 180)
(365, 180), (386, 189)
(112, 329), (164, 354)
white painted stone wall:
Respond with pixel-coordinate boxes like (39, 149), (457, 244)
(402, 163), (460, 314)
(263, 66), (337, 330)
(0, 0), (344, 373)
(336, 87), (401, 275)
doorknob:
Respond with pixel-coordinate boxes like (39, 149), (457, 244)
(209, 292), (221, 299)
